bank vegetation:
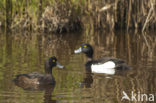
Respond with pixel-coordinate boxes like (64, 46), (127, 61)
(0, 0), (156, 33)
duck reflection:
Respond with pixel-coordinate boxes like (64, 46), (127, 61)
(80, 72), (93, 88)
(43, 85), (56, 103)
(14, 82), (56, 103)
(80, 61), (94, 88)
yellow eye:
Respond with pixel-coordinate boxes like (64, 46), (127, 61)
(84, 45), (87, 48)
(52, 60), (56, 62)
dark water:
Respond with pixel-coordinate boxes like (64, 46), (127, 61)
(0, 31), (156, 103)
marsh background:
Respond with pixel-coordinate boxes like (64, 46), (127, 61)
(0, 0), (156, 103)
(0, 0), (156, 32)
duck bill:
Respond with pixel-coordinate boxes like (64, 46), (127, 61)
(74, 47), (82, 54)
(56, 62), (64, 69)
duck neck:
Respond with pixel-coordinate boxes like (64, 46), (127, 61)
(45, 67), (52, 75)
(87, 57), (93, 62)
(86, 52), (93, 62)
(86, 49), (93, 61)
(44, 59), (53, 75)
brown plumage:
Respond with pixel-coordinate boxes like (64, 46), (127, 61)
(13, 56), (64, 90)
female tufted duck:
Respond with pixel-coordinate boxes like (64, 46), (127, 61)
(14, 56), (64, 87)
(74, 43), (131, 75)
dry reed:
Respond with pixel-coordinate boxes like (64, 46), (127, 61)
(0, 0), (155, 32)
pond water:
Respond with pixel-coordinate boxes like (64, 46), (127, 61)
(0, 31), (156, 103)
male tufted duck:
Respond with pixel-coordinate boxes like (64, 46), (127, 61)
(74, 43), (131, 75)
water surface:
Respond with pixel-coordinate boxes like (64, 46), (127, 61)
(0, 31), (156, 103)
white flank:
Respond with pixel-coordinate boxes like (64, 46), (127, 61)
(91, 61), (115, 75)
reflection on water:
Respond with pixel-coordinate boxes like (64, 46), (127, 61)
(0, 31), (156, 103)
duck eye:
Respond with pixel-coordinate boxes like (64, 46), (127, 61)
(83, 45), (87, 48)
(52, 60), (56, 62)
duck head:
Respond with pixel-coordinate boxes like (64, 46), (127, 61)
(49, 56), (64, 68)
(45, 56), (64, 74)
(74, 43), (93, 59)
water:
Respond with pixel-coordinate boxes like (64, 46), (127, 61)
(0, 31), (156, 103)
